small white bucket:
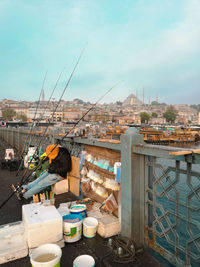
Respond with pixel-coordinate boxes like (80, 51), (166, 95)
(73, 255), (95, 267)
(70, 204), (87, 219)
(63, 214), (83, 243)
(30, 243), (62, 267)
(83, 217), (98, 238)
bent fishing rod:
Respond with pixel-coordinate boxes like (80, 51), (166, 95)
(18, 47), (85, 186)
(18, 44), (86, 170)
(0, 80), (122, 210)
(21, 81), (122, 185)
(16, 69), (65, 178)
(59, 81), (123, 143)
(0, 48), (85, 210)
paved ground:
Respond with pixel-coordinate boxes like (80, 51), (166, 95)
(0, 138), (167, 267)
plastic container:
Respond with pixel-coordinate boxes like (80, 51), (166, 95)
(83, 217), (98, 238)
(73, 255), (95, 267)
(63, 214), (83, 243)
(57, 206), (69, 217)
(69, 204), (87, 219)
(50, 198), (55, 205)
(30, 243), (62, 267)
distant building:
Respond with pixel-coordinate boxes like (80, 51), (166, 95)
(50, 111), (63, 122)
(28, 107), (51, 120)
(63, 108), (82, 121)
(150, 117), (166, 125)
(122, 94), (143, 106)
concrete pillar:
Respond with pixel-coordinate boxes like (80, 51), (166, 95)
(121, 127), (146, 245)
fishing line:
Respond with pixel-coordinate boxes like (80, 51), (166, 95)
(19, 80), (122, 189)
(29, 71), (48, 146)
(19, 47), (85, 186)
(15, 71), (48, 176)
(59, 80), (123, 144)
(16, 69), (65, 179)
(0, 58), (122, 210)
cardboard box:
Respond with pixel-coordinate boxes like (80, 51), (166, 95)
(68, 175), (80, 196)
(52, 179), (68, 195)
(69, 156), (80, 178)
(97, 215), (120, 238)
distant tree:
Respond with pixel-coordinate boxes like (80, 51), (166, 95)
(151, 112), (158, 118)
(116, 101), (122, 106)
(2, 108), (16, 120)
(163, 105), (178, 123)
(74, 98), (84, 104)
(16, 113), (28, 121)
(140, 112), (150, 123)
(151, 101), (167, 106)
(190, 104), (200, 112)
(151, 101), (159, 105)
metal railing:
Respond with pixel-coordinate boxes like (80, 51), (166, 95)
(121, 128), (200, 266)
(0, 127), (200, 266)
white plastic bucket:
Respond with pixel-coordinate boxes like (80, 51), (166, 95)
(30, 243), (62, 267)
(83, 217), (98, 238)
(73, 255), (95, 267)
(69, 204), (87, 219)
(63, 214), (83, 243)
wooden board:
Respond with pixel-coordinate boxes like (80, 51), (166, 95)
(85, 145), (121, 165)
(169, 150), (192, 156)
(69, 156), (80, 178)
(68, 175), (80, 197)
(97, 139), (121, 144)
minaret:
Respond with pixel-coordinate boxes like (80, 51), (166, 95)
(156, 95), (158, 103)
(143, 87), (144, 104)
(41, 89), (45, 101)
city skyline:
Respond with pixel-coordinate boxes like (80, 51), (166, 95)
(0, 92), (199, 106)
(0, 0), (200, 104)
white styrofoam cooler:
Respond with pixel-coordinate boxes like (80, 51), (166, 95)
(0, 221), (28, 264)
(22, 203), (63, 248)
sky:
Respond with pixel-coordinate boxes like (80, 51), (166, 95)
(0, 0), (200, 105)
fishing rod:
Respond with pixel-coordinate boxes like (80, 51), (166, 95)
(18, 44), (86, 172)
(59, 81), (123, 143)
(15, 71), (48, 176)
(21, 80), (122, 185)
(0, 80), (122, 210)
(18, 47), (85, 186)
(0, 49), (86, 210)
(16, 69), (64, 178)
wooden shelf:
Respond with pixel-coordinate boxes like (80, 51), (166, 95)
(85, 160), (115, 180)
